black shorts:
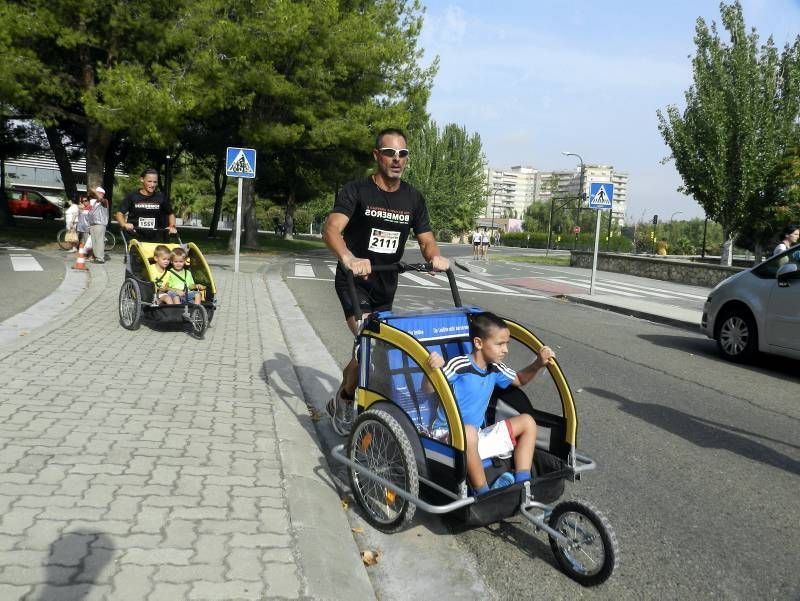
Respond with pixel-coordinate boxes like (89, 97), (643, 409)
(473, 241), (480, 247)
(334, 271), (396, 319)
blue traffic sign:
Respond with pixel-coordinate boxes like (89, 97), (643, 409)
(226, 147), (257, 178)
(588, 182), (613, 209)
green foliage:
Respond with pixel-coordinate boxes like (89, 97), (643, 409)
(403, 121), (486, 236)
(657, 1), (800, 245)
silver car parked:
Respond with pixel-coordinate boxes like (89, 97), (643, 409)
(702, 244), (800, 361)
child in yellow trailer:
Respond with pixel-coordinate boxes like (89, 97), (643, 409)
(166, 247), (205, 305)
(152, 245), (178, 305)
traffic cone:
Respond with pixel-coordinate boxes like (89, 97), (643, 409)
(72, 241), (88, 271)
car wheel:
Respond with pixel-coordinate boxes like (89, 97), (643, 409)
(716, 309), (758, 362)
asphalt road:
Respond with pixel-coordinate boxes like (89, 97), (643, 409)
(0, 245), (66, 322)
(283, 249), (799, 600)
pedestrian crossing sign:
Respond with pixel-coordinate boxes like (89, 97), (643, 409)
(588, 182), (613, 209)
(226, 147), (257, 178)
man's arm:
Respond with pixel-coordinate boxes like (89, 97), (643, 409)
(167, 213), (177, 234)
(416, 231), (450, 271)
(513, 346), (555, 387)
(323, 213), (370, 274)
(115, 211), (134, 231)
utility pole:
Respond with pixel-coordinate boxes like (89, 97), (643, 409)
(562, 151), (585, 250)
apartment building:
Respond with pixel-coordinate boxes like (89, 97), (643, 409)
(485, 164), (628, 227)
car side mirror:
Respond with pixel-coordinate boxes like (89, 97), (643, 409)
(776, 262), (798, 285)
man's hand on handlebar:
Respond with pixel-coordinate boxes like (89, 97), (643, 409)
(343, 255), (371, 278)
(430, 255), (450, 272)
(167, 225), (177, 234)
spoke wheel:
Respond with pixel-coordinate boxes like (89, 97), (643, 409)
(548, 500), (618, 586)
(118, 279), (142, 330)
(104, 231), (116, 251)
(186, 304), (208, 339)
(56, 229), (73, 251)
(717, 310), (757, 362)
(348, 409), (418, 532)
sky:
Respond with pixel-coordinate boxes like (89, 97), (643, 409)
(418, 0), (800, 222)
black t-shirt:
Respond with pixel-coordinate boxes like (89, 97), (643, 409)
(332, 176), (431, 297)
(119, 191), (173, 234)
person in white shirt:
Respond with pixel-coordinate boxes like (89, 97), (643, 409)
(773, 225), (799, 256)
(480, 229), (490, 259)
(472, 229), (482, 259)
(64, 199), (80, 252)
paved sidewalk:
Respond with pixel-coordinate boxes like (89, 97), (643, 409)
(0, 258), (373, 601)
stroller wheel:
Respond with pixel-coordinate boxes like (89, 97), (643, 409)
(186, 304), (208, 339)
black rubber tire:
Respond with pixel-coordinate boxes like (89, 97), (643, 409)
(548, 499), (618, 586)
(119, 279), (143, 331)
(347, 408), (419, 533)
(187, 304), (208, 339)
(104, 230), (116, 251)
(716, 309), (758, 362)
(56, 229), (73, 251)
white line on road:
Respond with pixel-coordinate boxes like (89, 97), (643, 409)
(548, 276), (676, 299)
(456, 275), (518, 293)
(294, 263), (315, 278)
(601, 279), (709, 300)
(286, 276), (545, 298)
(10, 255), (43, 272)
(547, 278), (644, 297)
(429, 273), (479, 289)
(401, 272), (440, 287)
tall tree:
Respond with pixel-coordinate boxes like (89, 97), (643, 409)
(657, 1), (800, 265)
(0, 1), (192, 193)
(403, 121), (486, 237)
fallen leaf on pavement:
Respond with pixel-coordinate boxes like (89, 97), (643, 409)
(360, 550), (380, 566)
(308, 407), (322, 422)
(351, 527), (364, 534)
(341, 497), (349, 510)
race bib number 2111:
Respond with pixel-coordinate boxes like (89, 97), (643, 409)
(368, 228), (400, 254)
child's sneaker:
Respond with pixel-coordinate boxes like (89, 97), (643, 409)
(490, 472), (515, 490)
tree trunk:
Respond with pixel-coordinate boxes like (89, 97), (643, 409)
(753, 242), (764, 265)
(86, 122), (112, 192)
(284, 193), (296, 241)
(244, 178), (258, 247)
(0, 157), (13, 226)
(45, 126), (78, 201)
(720, 228), (733, 266)
(102, 136), (119, 207)
(209, 156), (226, 238)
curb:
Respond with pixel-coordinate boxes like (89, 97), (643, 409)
(559, 294), (700, 332)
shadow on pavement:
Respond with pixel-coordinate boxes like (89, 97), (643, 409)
(260, 353), (342, 496)
(37, 530), (114, 601)
(637, 333), (800, 381)
(584, 387), (800, 477)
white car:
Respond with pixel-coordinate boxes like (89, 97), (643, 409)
(701, 244), (800, 361)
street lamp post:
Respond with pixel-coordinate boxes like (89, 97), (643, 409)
(562, 151), (584, 250)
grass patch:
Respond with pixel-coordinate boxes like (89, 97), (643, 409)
(0, 218), (325, 254)
(492, 254), (570, 266)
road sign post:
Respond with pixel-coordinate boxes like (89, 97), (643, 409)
(225, 147), (257, 273)
(587, 183), (614, 295)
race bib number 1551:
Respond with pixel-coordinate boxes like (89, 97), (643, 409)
(368, 228), (400, 254)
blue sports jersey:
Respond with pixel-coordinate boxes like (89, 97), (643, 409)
(442, 355), (516, 428)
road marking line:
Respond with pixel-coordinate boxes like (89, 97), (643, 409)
(548, 279), (644, 297)
(401, 272), (440, 287)
(294, 263), (315, 278)
(10, 255), (43, 272)
(328, 264), (338, 276)
(601, 279), (709, 300)
(456, 274), (518, 293)
(285, 276), (545, 298)
(429, 273), (479, 289)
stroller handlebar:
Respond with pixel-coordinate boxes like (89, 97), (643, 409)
(344, 261), (462, 321)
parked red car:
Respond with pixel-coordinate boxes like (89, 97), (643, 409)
(6, 189), (62, 220)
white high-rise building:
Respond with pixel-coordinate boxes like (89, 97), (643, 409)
(485, 164), (628, 228)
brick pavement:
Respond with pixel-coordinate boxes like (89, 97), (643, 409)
(0, 258), (373, 601)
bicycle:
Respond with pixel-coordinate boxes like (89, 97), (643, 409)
(57, 228), (116, 251)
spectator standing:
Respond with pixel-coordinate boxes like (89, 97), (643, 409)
(88, 187), (109, 263)
(480, 229), (490, 259)
(76, 196), (92, 253)
(472, 228), (481, 259)
(64, 199), (80, 253)
(773, 225), (799, 256)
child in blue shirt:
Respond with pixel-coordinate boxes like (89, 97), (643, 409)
(427, 312), (555, 495)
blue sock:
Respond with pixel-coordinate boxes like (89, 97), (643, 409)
(474, 485), (490, 496)
(514, 470), (532, 483)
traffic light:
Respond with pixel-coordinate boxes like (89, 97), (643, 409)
(652, 214), (659, 225)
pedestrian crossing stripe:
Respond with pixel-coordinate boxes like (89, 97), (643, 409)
(9, 254), (43, 272)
